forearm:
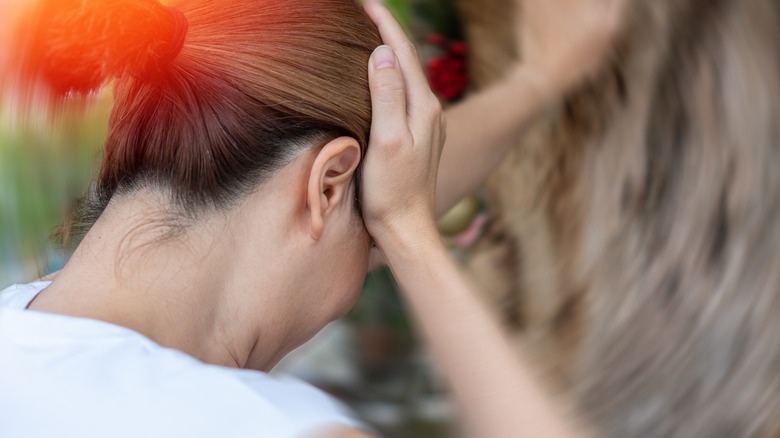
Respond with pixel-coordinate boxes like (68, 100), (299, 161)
(369, 68), (553, 270)
(435, 66), (554, 216)
(379, 225), (583, 438)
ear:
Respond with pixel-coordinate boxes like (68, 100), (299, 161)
(307, 137), (362, 240)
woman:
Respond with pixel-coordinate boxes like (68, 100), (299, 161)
(0, 0), (624, 436)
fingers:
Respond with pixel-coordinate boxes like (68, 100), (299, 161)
(363, 1), (432, 103)
(368, 45), (409, 150)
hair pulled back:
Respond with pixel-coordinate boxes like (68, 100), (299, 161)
(5, 0), (381, 237)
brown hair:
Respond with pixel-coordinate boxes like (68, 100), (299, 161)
(7, 0), (381, 238)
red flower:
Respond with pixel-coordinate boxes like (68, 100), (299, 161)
(425, 38), (470, 101)
(449, 41), (468, 56)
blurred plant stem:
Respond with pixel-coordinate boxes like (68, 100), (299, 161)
(0, 93), (110, 284)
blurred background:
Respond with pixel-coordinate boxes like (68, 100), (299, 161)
(1, 0), (472, 436)
(8, 0), (778, 436)
(0, 98), (109, 284)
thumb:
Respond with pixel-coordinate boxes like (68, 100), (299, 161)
(368, 45), (408, 142)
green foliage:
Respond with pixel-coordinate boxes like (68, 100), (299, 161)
(411, 0), (464, 39)
(383, 0), (412, 30)
(0, 98), (109, 284)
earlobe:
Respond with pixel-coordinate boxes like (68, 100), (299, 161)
(306, 137), (362, 240)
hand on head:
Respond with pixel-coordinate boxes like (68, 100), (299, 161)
(360, 0), (446, 249)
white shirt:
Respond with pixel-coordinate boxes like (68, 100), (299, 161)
(0, 281), (362, 438)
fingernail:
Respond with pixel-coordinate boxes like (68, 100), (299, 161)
(373, 45), (395, 70)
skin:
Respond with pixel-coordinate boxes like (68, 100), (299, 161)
(28, 0), (627, 436)
(30, 138), (371, 371)
(434, 0), (628, 216)
(356, 2), (628, 436)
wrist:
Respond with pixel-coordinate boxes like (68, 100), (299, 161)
(506, 64), (565, 108)
(372, 215), (444, 263)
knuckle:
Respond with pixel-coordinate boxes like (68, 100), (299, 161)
(424, 96), (443, 121)
(428, 96), (443, 116)
(372, 129), (409, 148)
(370, 131), (394, 146)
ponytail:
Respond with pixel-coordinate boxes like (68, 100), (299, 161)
(3, 0), (381, 242)
(5, 0), (187, 102)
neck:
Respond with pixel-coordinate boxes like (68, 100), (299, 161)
(29, 190), (308, 371)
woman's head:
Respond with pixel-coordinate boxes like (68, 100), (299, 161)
(10, 0), (380, 218)
(7, 0), (381, 323)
